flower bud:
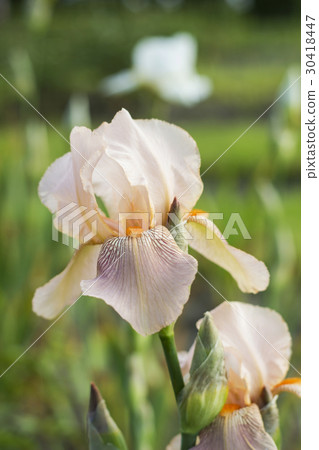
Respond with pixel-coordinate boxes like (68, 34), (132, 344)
(87, 382), (128, 450)
(178, 313), (228, 434)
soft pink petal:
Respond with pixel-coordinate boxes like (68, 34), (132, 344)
(81, 225), (197, 336)
(39, 127), (113, 243)
(223, 348), (252, 406)
(96, 109), (203, 222)
(92, 152), (155, 230)
(32, 244), (102, 319)
(272, 377), (301, 397)
(210, 302), (292, 405)
(186, 215), (269, 293)
(196, 404), (276, 450)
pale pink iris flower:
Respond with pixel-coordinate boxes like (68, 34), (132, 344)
(174, 301), (300, 449)
(32, 109), (269, 335)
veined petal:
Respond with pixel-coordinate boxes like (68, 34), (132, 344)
(210, 302), (292, 405)
(81, 225), (198, 336)
(32, 244), (102, 319)
(96, 109), (203, 222)
(196, 404), (276, 450)
(186, 215), (269, 293)
(272, 377), (301, 397)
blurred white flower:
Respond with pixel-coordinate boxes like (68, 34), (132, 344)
(100, 33), (212, 106)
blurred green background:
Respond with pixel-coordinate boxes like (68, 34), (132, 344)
(0, 0), (300, 449)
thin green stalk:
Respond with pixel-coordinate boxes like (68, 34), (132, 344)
(158, 324), (197, 450)
(158, 324), (184, 401)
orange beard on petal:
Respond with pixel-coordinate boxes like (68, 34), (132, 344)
(188, 209), (208, 217)
(126, 226), (144, 237)
(220, 404), (241, 416)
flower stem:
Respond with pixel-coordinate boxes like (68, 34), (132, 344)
(158, 323), (185, 401)
(159, 325), (198, 449)
(181, 433), (197, 450)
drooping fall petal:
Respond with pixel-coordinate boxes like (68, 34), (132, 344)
(196, 404), (277, 450)
(81, 226), (197, 336)
(32, 244), (102, 319)
(186, 215), (269, 293)
(210, 301), (292, 405)
(272, 377), (301, 397)
(95, 109), (203, 222)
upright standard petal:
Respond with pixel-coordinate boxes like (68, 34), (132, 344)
(91, 141), (155, 228)
(32, 244), (102, 319)
(81, 226), (198, 336)
(96, 109), (203, 222)
(39, 127), (103, 213)
(196, 404), (277, 450)
(186, 215), (269, 293)
(210, 302), (292, 405)
(39, 127), (114, 243)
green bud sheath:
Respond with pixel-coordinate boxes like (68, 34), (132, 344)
(88, 383), (128, 450)
(179, 313), (228, 435)
(260, 388), (281, 449)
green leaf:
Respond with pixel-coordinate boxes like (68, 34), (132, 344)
(87, 383), (128, 450)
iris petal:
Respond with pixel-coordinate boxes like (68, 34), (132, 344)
(32, 244), (102, 319)
(81, 225), (197, 336)
(186, 215), (269, 293)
